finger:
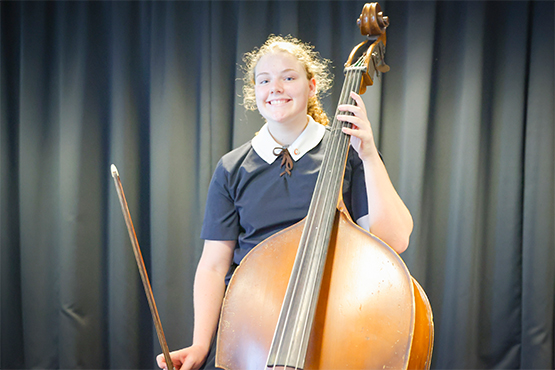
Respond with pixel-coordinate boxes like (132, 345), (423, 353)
(343, 125), (373, 143)
(181, 355), (197, 370)
(342, 126), (361, 138)
(349, 91), (366, 109)
(337, 114), (364, 129)
(349, 91), (361, 102)
(156, 354), (166, 369)
(337, 91), (365, 110)
(347, 91), (368, 117)
(337, 104), (361, 115)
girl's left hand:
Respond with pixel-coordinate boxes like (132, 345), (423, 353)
(337, 91), (379, 162)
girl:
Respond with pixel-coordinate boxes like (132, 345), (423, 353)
(157, 35), (413, 370)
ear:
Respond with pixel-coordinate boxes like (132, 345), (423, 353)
(308, 77), (317, 97)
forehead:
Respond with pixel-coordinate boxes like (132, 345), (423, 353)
(255, 51), (304, 75)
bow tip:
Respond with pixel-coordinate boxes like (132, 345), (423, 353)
(111, 164), (119, 178)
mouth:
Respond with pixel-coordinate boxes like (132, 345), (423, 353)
(267, 99), (291, 105)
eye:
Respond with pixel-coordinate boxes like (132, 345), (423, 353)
(257, 79), (269, 85)
(285, 76), (295, 81)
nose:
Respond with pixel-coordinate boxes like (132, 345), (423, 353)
(270, 79), (283, 94)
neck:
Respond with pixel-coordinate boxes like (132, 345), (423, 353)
(267, 116), (309, 146)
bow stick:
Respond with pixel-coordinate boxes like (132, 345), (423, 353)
(111, 164), (174, 370)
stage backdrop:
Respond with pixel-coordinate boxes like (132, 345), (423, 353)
(1, 1), (553, 369)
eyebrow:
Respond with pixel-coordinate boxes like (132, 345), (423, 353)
(255, 68), (299, 78)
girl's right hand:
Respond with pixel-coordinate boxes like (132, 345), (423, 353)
(156, 345), (209, 370)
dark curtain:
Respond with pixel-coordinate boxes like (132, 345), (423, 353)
(1, 1), (553, 369)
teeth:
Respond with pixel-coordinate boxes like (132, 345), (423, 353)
(269, 99), (288, 105)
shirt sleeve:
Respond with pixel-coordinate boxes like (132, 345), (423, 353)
(200, 160), (240, 241)
(343, 147), (369, 223)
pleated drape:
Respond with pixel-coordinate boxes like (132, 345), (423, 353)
(1, 1), (553, 369)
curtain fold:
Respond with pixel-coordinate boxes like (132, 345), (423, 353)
(1, 1), (553, 369)
(520, 1), (555, 368)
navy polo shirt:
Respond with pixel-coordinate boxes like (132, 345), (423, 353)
(201, 117), (368, 270)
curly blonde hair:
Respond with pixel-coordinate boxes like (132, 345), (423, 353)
(242, 35), (333, 126)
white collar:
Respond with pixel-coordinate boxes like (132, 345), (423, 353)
(251, 116), (326, 164)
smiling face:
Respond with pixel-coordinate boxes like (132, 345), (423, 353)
(254, 51), (316, 129)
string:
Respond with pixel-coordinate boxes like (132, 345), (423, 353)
(292, 67), (360, 361)
(291, 68), (361, 360)
(269, 66), (363, 368)
(268, 66), (364, 369)
(301, 66), (360, 356)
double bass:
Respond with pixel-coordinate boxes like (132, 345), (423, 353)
(216, 3), (434, 369)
